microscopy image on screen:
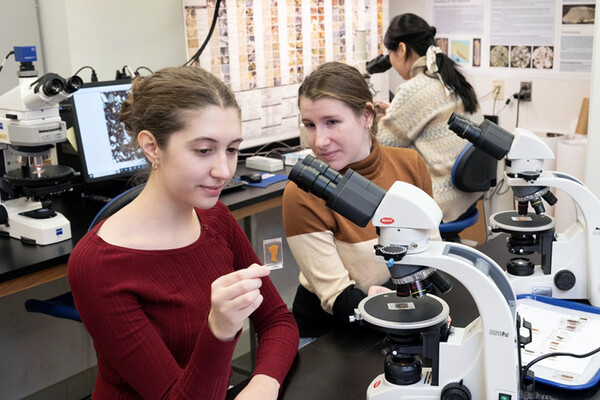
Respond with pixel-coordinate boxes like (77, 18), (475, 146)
(100, 90), (137, 163)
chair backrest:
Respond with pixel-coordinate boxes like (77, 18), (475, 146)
(25, 184), (146, 322)
(451, 143), (497, 193)
(88, 184), (145, 231)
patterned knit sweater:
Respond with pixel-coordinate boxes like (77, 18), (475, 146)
(68, 202), (298, 399)
(283, 140), (432, 328)
(377, 56), (483, 222)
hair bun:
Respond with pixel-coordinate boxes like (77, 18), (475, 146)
(430, 27), (436, 37)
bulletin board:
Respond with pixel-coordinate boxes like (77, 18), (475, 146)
(183, 0), (387, 149)
(431, 0), (595, 74)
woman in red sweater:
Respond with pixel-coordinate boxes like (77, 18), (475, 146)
(68, 66), (298, 399)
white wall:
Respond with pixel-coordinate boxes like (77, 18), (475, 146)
(38, 0), (187, 82)
(0, 0), (44, 94)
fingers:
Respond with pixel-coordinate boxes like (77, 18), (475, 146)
(216, 264), (270, 287)
(212, 270), (266, 303)
(374, 101), (390, 115)
(207, 265), (270, 341)
(223, 285), (263, 312)
(367, 285), (393, 296)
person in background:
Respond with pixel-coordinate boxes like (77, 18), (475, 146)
(376, 13), (483, 229)
(68, 66), (298, 400)
(283, 62), (434, 340)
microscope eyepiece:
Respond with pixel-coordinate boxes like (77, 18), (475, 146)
(32, 73), (65, 97)
(447, 112), (514, 160)
(42, 78), (64, 96)
(288, 154), (341, 200)
(366, 54), (392, 75)
(447, 112), (481, 143)
(64, 75), (83, 94)
(288, 154), (386, 227)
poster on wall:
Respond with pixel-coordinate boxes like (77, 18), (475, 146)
(433, 0), (595, 74)
(489, 0), (556, 70)
(183, 0), (388, 148)
(433, 1), (485, 69)
(560, 1), (596, 72)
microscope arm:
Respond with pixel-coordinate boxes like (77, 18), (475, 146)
(507, 170), (600, 305)
(388, 241), (520, 396)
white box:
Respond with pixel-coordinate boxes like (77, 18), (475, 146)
(245, 156), (284, 172)
(283, 149), (313, 166)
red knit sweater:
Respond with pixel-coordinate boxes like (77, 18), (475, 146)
(68, 201), (298, 399)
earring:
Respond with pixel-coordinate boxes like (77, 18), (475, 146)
(152, 162), (158, 170)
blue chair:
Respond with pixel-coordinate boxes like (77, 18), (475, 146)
(439, 143), (497, 242)
(24, 184), (145, 321)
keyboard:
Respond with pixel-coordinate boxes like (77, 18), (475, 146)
(222, 179), (247, 192)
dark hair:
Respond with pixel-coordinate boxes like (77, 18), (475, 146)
(120, 66), (240, 149)
(298, 62), (378, 135)
(384, 13), (478, 113)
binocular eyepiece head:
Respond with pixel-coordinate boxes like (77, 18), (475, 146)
(289, 154), (386, 227)
(33, 73), (83, 97)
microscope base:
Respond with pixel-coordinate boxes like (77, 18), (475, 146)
(367, 369), (443, 400)
(367, 317), (519, 400)
(0, 198), (71, 245)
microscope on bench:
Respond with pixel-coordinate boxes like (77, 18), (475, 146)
(289, 155), (523, 400)
(448, 113), (600, 307)
(0, 46), (82, 245)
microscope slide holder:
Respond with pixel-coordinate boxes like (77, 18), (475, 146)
(517, 294), (600, 390)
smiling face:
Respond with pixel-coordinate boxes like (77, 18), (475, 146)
(299, 96), (373, 171)
(152, 105), (242, 210)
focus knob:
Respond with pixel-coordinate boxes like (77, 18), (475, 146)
(441, 381), (472, 400)
(554, 270), (576, 291)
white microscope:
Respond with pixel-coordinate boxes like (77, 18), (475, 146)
(289, 155), (522, 400)
(448, 113), (600, 307)
(0, 46), (82, 245)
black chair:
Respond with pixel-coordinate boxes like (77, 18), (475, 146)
(24, 184), (145, 321)
(439, 143), (497, 241)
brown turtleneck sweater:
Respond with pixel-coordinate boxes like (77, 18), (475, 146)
(282, 139), (432, 336)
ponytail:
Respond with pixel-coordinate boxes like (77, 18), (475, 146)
(435, 53), (478, 113)
(385, 13), (478, 113)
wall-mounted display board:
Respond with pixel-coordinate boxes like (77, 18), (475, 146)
(432, 0), (594, 74)
(183, 0), (388, 149)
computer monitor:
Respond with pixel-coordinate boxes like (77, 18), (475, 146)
(67, 80), (146, 183)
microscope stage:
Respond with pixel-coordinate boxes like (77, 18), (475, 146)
(4, 165), (74, 186)
(358, 292), (449, 331)
(490, 210), (555, 233)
